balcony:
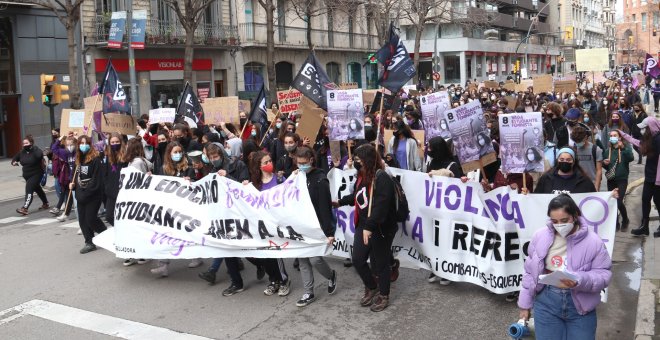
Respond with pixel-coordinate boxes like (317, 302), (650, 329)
(515, 17), (534, 30)
(535, 21), (551, 32)
(238, 23), (378, 51)
(87, 16), (240, 47)
(491, 13), (515, 29)
(517, 0), (536, 11)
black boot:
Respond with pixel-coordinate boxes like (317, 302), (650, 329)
(631, 219), (650, 236)
(621, 218), (630, 232)
(654, 226), (660, 238)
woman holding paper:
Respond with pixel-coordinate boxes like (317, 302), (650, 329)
(518, 194), (612, 340)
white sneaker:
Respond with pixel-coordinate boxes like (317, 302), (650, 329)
(123, 258), (138, 267)
(56, 214), (68, 222)
(77, 229), (82, 235)
(150, 263), (169, 277)
(188, 259), (203, 268)
(137, 259), (149, 265)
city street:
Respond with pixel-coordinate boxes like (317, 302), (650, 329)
(0, 163), (645, 339)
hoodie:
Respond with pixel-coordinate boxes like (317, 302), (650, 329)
(620, 117), (660, 185)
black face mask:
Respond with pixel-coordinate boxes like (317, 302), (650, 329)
(567, 121), (577, 127)
(157, 142), (168, 152)
(240, 118), (247, 127)
(353, 161), (362, 172)
(557, 161), (573, 173)
(23, 145), (32, 151)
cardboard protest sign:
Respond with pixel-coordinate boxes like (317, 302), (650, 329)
(514, 79), (533, 93)
(101, 113), (136, 136)
(444, 101), (497, 172)
(498, 112), (544, 173)
(484, 81), (499, 89)
(201, 97), (240, 126)
(84, 95), (102, 113)
(328, 168), (617, 295)
(554, 80), (578, 93)
(148, 108), (175, 124)
(296, 96), (325, 142)
(503, 82), (516, 92)
(277, 89), (302, 115)
(329, 141), (342, 165)
(420, 91), (451, 142)
(327, 89), (364, 141)
(362, 90), (378, 106)
(239, 100), (251, 114)
(505, 96), (517, 111)
(338, 82), (359, 90)
(575, 48), (609, 72)
(60, 109), (92, 136)
(533, 75), (553, 93)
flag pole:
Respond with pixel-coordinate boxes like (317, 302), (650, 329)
(375, 87), (386, 153)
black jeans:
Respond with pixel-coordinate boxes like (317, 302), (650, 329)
(352, 227), (395, 296)
(654, 96), (660, 112)
(642, 181), (660, 221)
(23, 174), (48, 209)
(77, 197), (107, 244)
(224, 258), (287, 288)
(607, 179), (629, 222)
(105, 195), (117, 226)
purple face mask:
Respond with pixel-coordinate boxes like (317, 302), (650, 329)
(110, 144), (121, 152)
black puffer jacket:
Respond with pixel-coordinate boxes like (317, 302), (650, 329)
(306, 168), (335, 237)
(13, 146), (44, 179)
(338, 170), (396, 234)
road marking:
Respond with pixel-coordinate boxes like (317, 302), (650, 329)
(59, 221), (80, 229)
(25, 218), (56, 226)
(0, 216), (26, 224)
(0, 300), (212, 339)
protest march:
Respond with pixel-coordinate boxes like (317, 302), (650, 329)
(13, 21), (660, 339)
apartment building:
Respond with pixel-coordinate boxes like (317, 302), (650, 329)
(400, 0), (561, 87)
(617, 0), (659, 66)
(83, 0), (378, 114)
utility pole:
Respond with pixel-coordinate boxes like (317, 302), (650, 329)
(126, 0), (140, 116)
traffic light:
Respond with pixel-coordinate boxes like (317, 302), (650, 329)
(52, 84), (69, 105)
(565, 26), (573, 40)
(629, 35), (634, 44)
(367, 53), (378, 64)
(516, 60), (520, 73)
(40, 74), (55, 105)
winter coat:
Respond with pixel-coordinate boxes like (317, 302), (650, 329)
(518, 218), (612, 315)
(305, 168), (335, 237)
(534, 170), (596, 194)
(338, 170), (396, 234)
(602, 144), (634, 181)
(12, 145), (44, 179)
(387, 137), (422, 171)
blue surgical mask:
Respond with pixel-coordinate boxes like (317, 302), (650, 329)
(251, 130), (257, 137)
(79, 144), (90, 153)
(584, 117), (590, 123)
(575, 142), (585, 148)
(202, 154), (210, 164)
(609, 137), (619, 144)
(171, 153), (183, 162)
(298, 164), (312, 173)
(220, 131), (226, 138)
(276, 122), (282, 129)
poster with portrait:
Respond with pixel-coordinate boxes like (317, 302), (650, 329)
(326, 89), (364, 141)
(420, 91), (451, 142)
(444, 101), (497, 173)
(498, 112), (544, 174)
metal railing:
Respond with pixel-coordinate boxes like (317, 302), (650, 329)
(239, 23), (377, 50)
(88, 16), (240, 46)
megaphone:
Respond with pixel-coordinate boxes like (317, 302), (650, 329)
(507, 318), (535, 339)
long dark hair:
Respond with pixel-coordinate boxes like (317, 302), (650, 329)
(248, 150), (269, 190)
(547, 193), (582, 224)
(105, 132), (125, 166)
(427, 136), (453, 171)
(354, 144), (383, 185)
(392, 120), (415, 154)
(641, 128), (656, 157)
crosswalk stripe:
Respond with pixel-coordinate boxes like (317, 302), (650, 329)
(59, 221), (80, 229)
(26, 218), (56, 226)
(0, 300), (212, 339)
(0, 216), (27, 224)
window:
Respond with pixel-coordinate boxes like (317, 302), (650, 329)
(275, 62), (293, 91)
(444, 55), (461, 84)
(633, 14), (636, 22)
(244, 62), (264, 92)
(277, 0), (286, 42)
(642, 13), (647, 31)
(326, 62), (340, 84)
(655, 12), (659, 29)
(96, 0), (126, 14)
(347, 63), (362, 88)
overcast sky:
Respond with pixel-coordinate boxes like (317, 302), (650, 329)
(616, 0), (623, 20)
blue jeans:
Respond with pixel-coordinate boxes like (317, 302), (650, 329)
(209, 258), (224, 273)
(533, 286), (597, 340)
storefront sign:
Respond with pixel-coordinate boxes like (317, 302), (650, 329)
(95, 59), (212, 72)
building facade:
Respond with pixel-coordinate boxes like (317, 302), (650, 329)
(401, 0), (562, 87)
(0, 2), (72, 155)
(616, 0), (660, 66)
(82, 0), (379, 114)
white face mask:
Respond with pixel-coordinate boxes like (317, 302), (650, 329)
(553, 222), (574, 238)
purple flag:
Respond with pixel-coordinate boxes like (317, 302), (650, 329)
(90, 83), (99, 96)
(643, 54), (660, 78)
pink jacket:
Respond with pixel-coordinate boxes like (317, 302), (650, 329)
(518, 218), (612, 315)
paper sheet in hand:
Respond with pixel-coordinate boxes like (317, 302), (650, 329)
(539, 271), (578, 287)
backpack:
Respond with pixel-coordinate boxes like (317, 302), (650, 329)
(377, 169), (410, 223)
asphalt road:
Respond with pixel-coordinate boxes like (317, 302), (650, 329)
(0, 185), (643, 339)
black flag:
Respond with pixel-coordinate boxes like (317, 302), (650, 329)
(99, 60), (131, 114)
(249, 84), (269, 138)
(176, 82), (204, 128)
(292, 52), (336, 110)
(375, 23), (416, 93)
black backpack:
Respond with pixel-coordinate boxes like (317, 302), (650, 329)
(377, 169), (410, 223)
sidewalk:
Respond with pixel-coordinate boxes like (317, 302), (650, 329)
(0, 159), (54, 202)
(632, 158), (660, 340)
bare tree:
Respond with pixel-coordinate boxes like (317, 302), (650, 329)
(164, 0), (215, 88)
(25, 0), (84, 108)
(288, 0), (336, 50)
(401, 0), (495, 81)
(364, 0), (401, 45)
